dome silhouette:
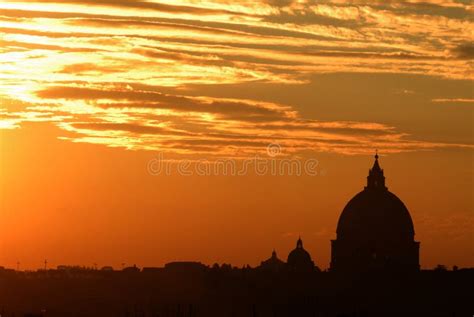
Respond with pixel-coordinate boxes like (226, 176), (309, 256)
(258, 250), (286, 272)
(337, 189), (415, 242)
(331, 153), (420, 273)
(287, 237), (315, 272)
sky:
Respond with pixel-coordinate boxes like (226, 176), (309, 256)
(0, 0), (473, 270)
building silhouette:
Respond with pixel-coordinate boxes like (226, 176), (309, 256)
(257, 238), (319, 273)
(287, 237), (316, 272)
(330, 153), (420, 273)
(258, 250), (286, 272)
(3, 154), (474, 317)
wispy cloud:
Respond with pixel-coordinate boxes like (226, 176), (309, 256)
(0, 0), (472, 156)
(431, 98), (474, 103)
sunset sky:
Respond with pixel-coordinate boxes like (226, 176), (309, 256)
(0, 0), (473, 270)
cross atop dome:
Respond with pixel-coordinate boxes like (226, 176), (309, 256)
(366, 151), (386, 190)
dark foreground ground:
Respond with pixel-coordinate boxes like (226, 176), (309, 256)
(1, 267), (473, 317)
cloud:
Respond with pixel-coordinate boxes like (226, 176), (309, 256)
(1, 84), (460, 156)
(0, 1), (472, 156)
(451, 43), (474, 59)
(36, 86), (294, 121)
(71, 122), (193, 135)
(2, 0), (245, 16)
(0, 39), (103, 53)
(431, 98), (474, 104)
(265, 0), (294, 7)
(59, 63), (128, 74)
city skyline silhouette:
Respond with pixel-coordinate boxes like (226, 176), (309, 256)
(0, 0), (472, 315)
(1, 151), (472, 271)
(1, 155), (472, 317)
(3, 154), (438, 273)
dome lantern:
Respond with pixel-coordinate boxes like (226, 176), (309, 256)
(296, 236), (303, 249)
(366, 151), (387, 190)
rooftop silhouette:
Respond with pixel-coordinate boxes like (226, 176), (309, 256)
(1, 155), (471, 317)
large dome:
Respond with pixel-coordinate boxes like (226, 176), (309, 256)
(330, 154), (420, 273)
(337, 189), (414, 242)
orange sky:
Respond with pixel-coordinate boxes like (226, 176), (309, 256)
(0, 0), (473, 270)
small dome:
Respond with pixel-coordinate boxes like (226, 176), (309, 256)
(259, 250), (286, 272)
(287, 238), (314, 272)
